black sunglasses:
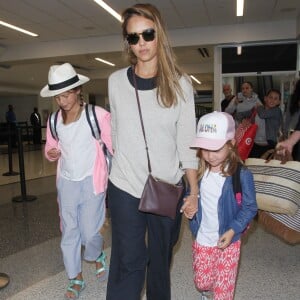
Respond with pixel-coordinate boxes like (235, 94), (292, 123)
(126, 28), (156, 45)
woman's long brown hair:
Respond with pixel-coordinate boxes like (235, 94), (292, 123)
(121, 3), (187, 107)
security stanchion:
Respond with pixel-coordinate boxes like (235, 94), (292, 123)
(12, 126), (36, 202)
(2, 124), (19, 176)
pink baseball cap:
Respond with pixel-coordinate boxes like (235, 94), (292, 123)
(190, 111), (235, 150)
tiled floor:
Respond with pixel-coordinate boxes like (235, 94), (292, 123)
(0, 145), (299, 299)
(0, 144), (56, 186)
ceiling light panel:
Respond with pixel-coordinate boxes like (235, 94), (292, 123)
(94, 0), (122, 22)
(95, 57), (115, 66)
(236, 0), (244, 17)
(0, 20), (38, 36)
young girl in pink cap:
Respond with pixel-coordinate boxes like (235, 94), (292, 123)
(189, 111), (257, 300)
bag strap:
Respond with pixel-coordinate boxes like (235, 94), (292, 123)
(50, 104), (102, 144)
(233, 163), (251, 233)
(232, 163), (242, 206)
(132, 65), (152, 174)
(49, 110), (59, 140)
(85, 103), (110, 159)
(85, 104), (100, 140)
(249, 107), (257, 123)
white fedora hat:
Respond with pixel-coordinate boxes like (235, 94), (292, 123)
(40, 63), (90, 97)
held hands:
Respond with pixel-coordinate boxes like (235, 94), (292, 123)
(180, 194), (198, 219)
(47, 148), (61, 161)
(217, 229), (235, 249)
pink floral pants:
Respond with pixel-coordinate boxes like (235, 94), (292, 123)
(192, 240), (241, 300)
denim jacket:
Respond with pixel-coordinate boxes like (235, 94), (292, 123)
(189, 167), (257, 243)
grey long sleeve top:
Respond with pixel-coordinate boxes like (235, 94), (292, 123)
(256, 105), (283, 143)
(225, 92), (262, 122)
(108, 67), (198, 198)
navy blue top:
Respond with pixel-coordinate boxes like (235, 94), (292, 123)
(127, 66), (156, 90)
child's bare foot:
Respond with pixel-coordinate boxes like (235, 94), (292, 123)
(65, 273), (85, 299)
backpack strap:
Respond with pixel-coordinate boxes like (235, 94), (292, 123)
(50, 105), (99, 141)
(232, 163), (242, 206)
(85, 103), (112, 173)
(85, 104), (101, 140)
(49, 110), (59, 140)
(85, 104), (108, 152)
(233, 163), (251, 233)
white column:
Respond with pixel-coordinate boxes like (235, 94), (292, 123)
(213, 46), (222, 111)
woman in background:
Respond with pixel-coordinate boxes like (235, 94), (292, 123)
(225, 81), (262, 124)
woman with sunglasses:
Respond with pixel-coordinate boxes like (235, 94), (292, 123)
(106, 3), (198, 300)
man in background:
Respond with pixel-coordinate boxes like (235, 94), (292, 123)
(221, 84), (235, 112)
(5, 104), (17, 147)
(30, 107), (42, 145)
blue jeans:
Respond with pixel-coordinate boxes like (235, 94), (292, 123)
(106, 181), (184, 300)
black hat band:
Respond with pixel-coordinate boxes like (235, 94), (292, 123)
(48, 75), (79, 91)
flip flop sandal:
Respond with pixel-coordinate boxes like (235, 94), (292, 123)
(95, 251), (109, 281)
(65, 279), (85, 299)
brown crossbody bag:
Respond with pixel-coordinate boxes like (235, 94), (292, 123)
(132, 67), (184, 219)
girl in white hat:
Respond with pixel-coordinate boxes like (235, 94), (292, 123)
(41, 63), (113, 299)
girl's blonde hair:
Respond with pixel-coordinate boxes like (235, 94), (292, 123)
(121, 3), (185, 107)
(196, 141), (243, 179)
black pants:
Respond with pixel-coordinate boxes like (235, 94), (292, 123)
(32, 127), (42, 144)
(106, 181), (183, 300)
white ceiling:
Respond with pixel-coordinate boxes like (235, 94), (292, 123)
(0, 0), (299, 97)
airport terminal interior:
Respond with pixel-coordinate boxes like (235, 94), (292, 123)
(0, 1), (300, 299)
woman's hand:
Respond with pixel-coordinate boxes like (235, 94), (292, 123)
(276, 139), (295, 156)
(47, 148), (61, 161)
(183, 169), (199, 219)
(180, 194), (198, 219)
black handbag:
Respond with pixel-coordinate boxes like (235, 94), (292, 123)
(132, 67), (184, 219)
